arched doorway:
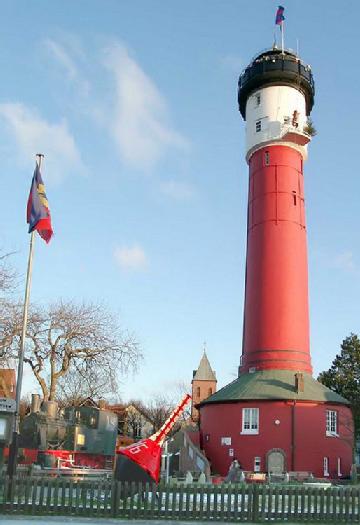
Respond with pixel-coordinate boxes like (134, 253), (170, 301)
(267, 448), (286, 474)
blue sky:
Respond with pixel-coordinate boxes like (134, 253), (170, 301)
(1, 0), (359, 402)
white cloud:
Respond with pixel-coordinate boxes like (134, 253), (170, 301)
(44, 39), (78, 80)
(0, 103), (83, 182)
(103, 42), (188, 169)
(114, 244), (148, 271)
(160, 180), (195, 201)
(333, 251), (356, 272)
(44, 38), (90, 97)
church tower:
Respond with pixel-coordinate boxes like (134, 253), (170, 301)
(191, 350), (217, 422)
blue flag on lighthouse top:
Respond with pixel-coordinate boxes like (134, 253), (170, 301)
(275, 6), (285, 25)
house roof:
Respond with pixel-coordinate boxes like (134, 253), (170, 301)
(193, 352), (217, 382)
(199, 370), (350, 406)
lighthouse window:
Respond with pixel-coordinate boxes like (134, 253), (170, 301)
(255, 93), (261, 106)
(255, 120), (262, 133)
(264, 151), (270, 166)
(241, 408), (259, 434)
(326, 410), (338, 436)
(323, 457), (329, 477)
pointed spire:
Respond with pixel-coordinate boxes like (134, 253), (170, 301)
(193, 347), (216, 381)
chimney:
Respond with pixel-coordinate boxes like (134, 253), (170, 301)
(41, 400), (58, 418)
(295, 373), (304, 393)
(31, 393), (41, 413)
(98, 399), (107, 410)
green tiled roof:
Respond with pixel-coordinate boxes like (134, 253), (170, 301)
(199, 370), (350, 406)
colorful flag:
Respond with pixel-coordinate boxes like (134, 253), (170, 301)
(275, 5), (285, 25)
(26, 164), (53, 243)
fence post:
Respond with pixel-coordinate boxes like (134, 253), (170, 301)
(252, 484), (259, 522)
(111, 480), (119, 518)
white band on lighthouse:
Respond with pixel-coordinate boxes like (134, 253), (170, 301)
(245, 84), (310, 163)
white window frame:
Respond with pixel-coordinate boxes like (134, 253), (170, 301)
(221, 437), (231, 446)
(326, 410), (338, 436)
(337, 457), (342, 477)
(254, 456), (261, 472)
(323, 457), (329, 477)
(241, 407), (259, 435)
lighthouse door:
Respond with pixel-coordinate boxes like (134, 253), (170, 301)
(267, 449), (286, 474)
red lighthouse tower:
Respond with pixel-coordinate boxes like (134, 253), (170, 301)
(199, 48), (354, 479)
(239, 49), (313, 375)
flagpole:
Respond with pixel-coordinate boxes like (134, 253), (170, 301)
(7, 154), (43, 478)
(281, 21), (285, 54)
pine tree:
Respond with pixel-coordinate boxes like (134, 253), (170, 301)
(318, 333), (360, 438)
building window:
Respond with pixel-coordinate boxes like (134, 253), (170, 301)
(221, 437), (231, 446)
(255, 120), (261, 133)
(254, 457), (261, 472)
(284, 116), (290, 124)
(196, 386), (201, 398)
(323, 457), (329, 477)
(326, 410), (338, 436)
(337, 458), (342, 477)
(255, 93), (261, 106)
(208, 388), (213, 396)
(264, 151), (270, 166)
(241, 408), (259, 434)
(0, 418), (7, 439)
(76, 433), (85, 446)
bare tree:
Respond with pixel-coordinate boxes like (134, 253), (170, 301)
(0, 250), (17, 295)
(57, 364), (120, 406)
(0, 300), (141, 401)
(0, 251), (18, 368)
